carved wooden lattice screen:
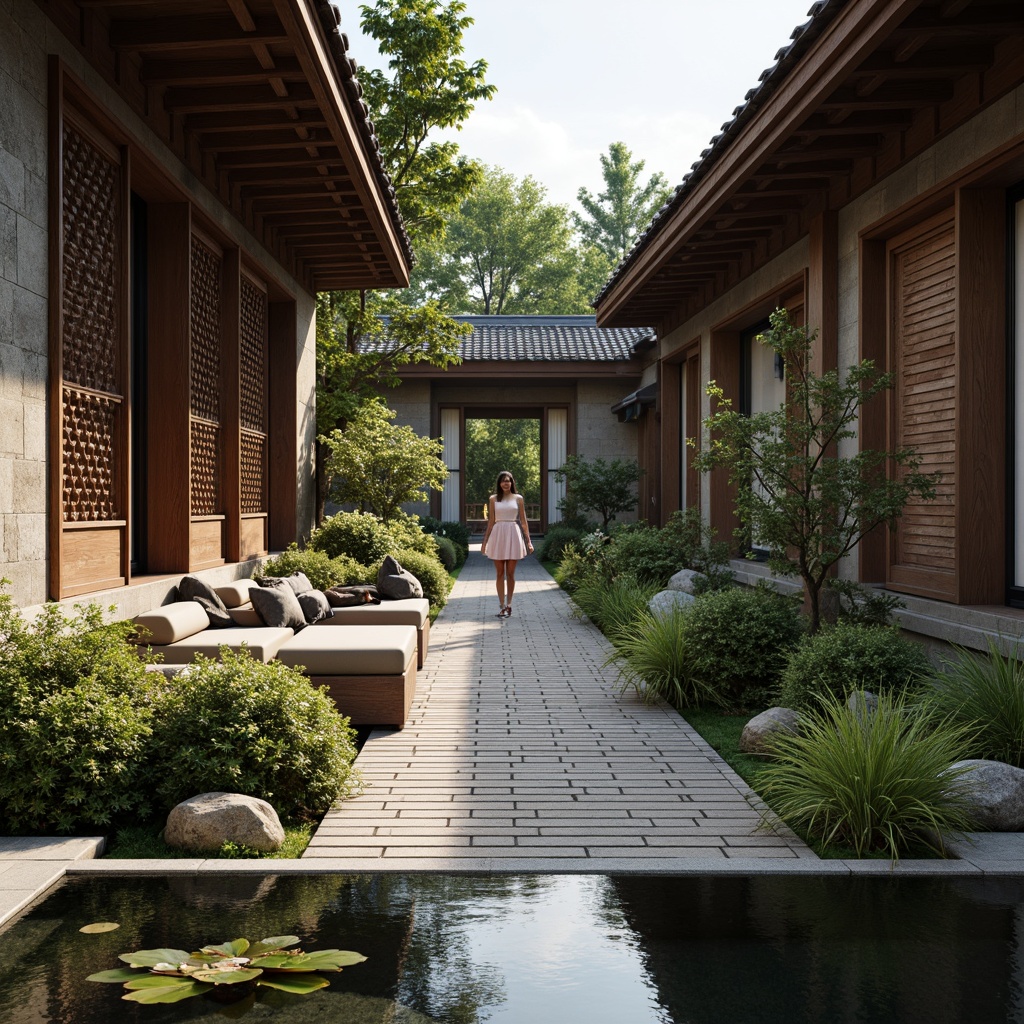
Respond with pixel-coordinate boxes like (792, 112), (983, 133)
(57, 118), (127, 596)
(239, 272), (269, 556)
(189, 233), (225, 565)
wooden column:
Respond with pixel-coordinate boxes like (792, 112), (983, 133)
(660, 358), (681, 518)
(709, 329), (742, 551)
(807, 210), (838, 379)
(222, 249), (241, 563)
(268, 300), (298, 550)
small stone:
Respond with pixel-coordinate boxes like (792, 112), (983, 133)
(847, 690), (879, 720)
(739, 707), (801, 756)
(164, 792), (285, 853)
(948, 761), (1024, 832)
(667, 569), (706, 595)
(648, 589), (695, 618)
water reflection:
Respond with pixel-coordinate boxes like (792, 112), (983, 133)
(2, 873), (1024, 1023)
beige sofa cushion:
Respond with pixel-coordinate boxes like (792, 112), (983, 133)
(154, 627), (294, 664)
(278, 624), (416, 676)
(315, 598), (428, 629)
(134, 602), (210, 646)
(215, 579), (261, 608)
(228, 604), (263, 627)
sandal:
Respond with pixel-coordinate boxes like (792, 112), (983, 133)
(502, 606), (512, 618)
(496, 606), (507, 617)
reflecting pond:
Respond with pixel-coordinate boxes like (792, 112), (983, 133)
(1, 872), (1023, 1023)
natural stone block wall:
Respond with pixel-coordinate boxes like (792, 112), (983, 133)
(0, 0), (49, 606)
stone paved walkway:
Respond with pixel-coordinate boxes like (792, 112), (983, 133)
(304, 548), (817, 868)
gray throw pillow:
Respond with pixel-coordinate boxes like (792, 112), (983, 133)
(249, 580), (306, 631)
(255, 571), (313, 596)
(377, 554), (423, 600)
(298, 589), (332, 624)
(176, 575), (232, 628)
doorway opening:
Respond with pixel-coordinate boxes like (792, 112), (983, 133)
(464, 418), (542, 533)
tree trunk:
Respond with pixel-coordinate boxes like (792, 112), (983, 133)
(315, 438), (330, 527)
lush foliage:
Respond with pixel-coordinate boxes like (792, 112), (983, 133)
(760, 692), (976, 859)
(149, 650), (359, 817)
(613, 608), (721, 710)
(322, 400), (448, 520)
(0, 589), (158, 834)
(779, 620), (931, 712)
(693, 307), (940, 632)
(420, 517), (470, 564)
(465, 417), (541, 504)
(673, 585), (804, 708)
(538, 525), (586, 563)
(88, 934), (366, 1004)
(555, 454), (642, 531)
(260, 545), (367, 591)
(310, 511), (396, 565)
(917, 641), (1024, 768)
(431, 535), (460, 571)
(574, 141), (672, 264)
(571, 574), (658, 644)
(378, 548), (452, 607)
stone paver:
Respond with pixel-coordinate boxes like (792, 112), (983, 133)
(0, 837), (104, 927)
(304, 548), (815, 867)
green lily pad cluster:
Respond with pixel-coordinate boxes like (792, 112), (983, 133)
(87, 935), (366, 1004)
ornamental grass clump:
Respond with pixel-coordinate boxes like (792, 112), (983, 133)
(572, 573), (657, 645)
(917, 640), (1024, 768)
(760, 691), (977, 860)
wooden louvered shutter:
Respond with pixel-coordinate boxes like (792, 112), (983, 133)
(887, 213), (956, 599)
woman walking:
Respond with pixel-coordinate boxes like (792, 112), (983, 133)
(480, 470), (534, 618)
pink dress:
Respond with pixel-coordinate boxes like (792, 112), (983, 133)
(484, 494), (527, 561)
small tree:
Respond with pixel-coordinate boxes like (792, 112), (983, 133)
(555, 455), (642, 531)
(322, 401), (447, 521)
(692, 308), (939, 633)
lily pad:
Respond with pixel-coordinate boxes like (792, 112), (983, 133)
(122, 980), (211, 1004)
(124, 975), (197, 991)
(248, 935), (300, 956)
(86, 968), (140, 984)
(201, 938), (250, 958)
(257, 974), (331, 995)
(294, 950), (369, 971)
(80, 922), (120, 934)
(189, 967), (262, 986)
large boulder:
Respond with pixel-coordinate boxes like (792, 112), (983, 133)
(667, 569), (707, 595)
(648, 589), (695, 618)
(739, 707), (801, 756)
(949, 760), (1024, 831)
(165, 792), (285, 853)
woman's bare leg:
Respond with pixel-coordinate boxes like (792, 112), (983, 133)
(494, 560), (507, 613)
(505, 560), (518, 612)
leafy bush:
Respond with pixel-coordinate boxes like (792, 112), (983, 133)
(260, 544), (368, 591)
(421, 517), (470, 564)
(761, 691), (976, 859)
(679, 585), (804, 708)
(539, 525), (586, 563)
(149, 649), (359, 817)
(378, 549), (452, 607)
(433, 535), (459, 572)
(917, 640), (1024, 767)
(309, 511), (393, 565)
(572, 574), (658, 644)
(780, 621), (930, 713)
(658, 508), (734, 593)
(604, 523), (684, 587)
(0, 590), (158, 834)
(612, 608), (722, 709)
(385, 511), (440, 559)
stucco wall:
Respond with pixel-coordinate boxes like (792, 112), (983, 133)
(0, 0), (318, 606)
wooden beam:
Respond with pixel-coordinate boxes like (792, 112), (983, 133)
(141, 56), (304, 86)
(110, 14), (288, 50)
(163, 84), (317, 112)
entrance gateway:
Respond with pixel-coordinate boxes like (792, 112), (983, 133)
(383, 316), (656, 534)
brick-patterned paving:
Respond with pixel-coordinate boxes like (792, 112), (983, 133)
(305, 548), (817, 868)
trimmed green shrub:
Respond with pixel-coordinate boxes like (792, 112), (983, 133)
(539, 525), (586, 563)
(260, 544), (368, 591)
(310, 511), (393, 565)
(780, 620), (930, 713)
(604, 523), (684, 586)
(433, 535), (459, 572)
(149, 648), (359, 817)
(421, 517), (470, 564)
(918, 640), (1024, 767)
(761, 691), (976, 859)
(385, 511), (440, 559)
(554, 542), (590, 593)
(379, 548), (452, 607)
(612, 608), (722, 709)
(0, 591), (158, 834)
(680, 585), (804, 708)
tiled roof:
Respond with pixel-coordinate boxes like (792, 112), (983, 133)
(449, 316), (654, 362)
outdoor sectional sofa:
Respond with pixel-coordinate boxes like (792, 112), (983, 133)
(133, 579), (430, 729)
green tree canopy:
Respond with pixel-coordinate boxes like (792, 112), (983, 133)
(575, 142), (673, 264)
(692, 308), (940, 632)
(322, 400), (448, 521)
(407, 166), (594, 314)
(555, 454), (642, 531)
(465, 418), (541, 505)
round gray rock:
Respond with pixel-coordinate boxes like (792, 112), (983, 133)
(667, 569), (707, 595)
(648, 589), (695, 618)
(739, 707), (801, 756)
(949, 760), (1024, 831)
(847, 689), (879, 720)
(164, 792), (285, 853)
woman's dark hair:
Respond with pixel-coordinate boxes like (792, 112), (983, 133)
(493, 470), (518, 499)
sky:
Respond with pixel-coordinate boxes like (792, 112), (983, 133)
(344, 0), (818, 212)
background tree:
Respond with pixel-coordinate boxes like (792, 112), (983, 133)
(692, 308), (940, 633)
(314, 0), (494, 521)
(575, 142), (673, 264)
(555, 455), (643, 531)
(407, 166), (593, 314)
(322, 400), (448, 521)
(464, 418), (541, 505)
